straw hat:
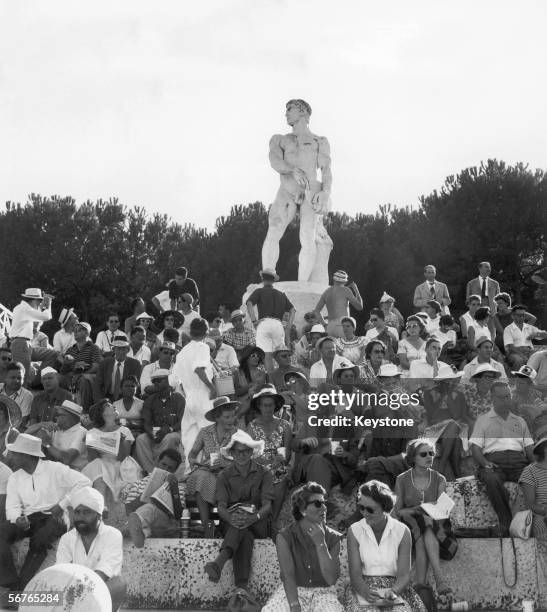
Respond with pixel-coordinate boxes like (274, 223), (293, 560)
(205, 396), (241, 422)
(259, 268), (279, 281)
(470, 363), (502, 379)
(58, 400), (83, 418)
(6, 433), (45, 458)
(21, 288), (44, 300)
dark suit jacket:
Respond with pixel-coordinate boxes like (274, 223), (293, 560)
(95, 356), (142, 399)
(466, 277), (501, 312)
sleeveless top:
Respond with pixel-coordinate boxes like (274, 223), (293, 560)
(349, 515), (408, 576)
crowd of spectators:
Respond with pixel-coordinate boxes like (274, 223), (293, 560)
(0, 261), (546, 610)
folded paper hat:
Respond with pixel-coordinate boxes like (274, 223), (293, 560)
(230, 309), (245, 321)
(75, 322), (91, 334)
(333, 270), (348, 283)
(511, 365), (537, 380)
(310, 324), (326, 334)
(136, 312), (154, 320)
(379, 291), (395, 303)
(220, 429), (265, 460)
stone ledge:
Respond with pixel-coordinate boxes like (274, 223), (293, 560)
(13, 536), (540, 610)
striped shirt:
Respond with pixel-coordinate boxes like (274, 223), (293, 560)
(65, 340), (103, 370)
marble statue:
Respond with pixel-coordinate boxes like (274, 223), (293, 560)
(261, 99), (333, 284)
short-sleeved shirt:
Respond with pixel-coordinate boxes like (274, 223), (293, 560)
(216, 460), (274, 509)
(29, 387), (73, 424)
(279, 521), (341, 587)
(65, 340), (103, 371)
(469, 409), (534, 454)
(51, 423), (88, 470)
(504, 322), (541, 349)
(167, 278), (199, 303)
(247, 286), (294, 321)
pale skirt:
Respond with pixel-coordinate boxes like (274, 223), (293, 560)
(262, 584), (343, 612)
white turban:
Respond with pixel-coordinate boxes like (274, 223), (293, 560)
(70, 486), (105, 515)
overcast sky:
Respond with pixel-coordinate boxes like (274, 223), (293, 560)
(1, 0), (546, 230)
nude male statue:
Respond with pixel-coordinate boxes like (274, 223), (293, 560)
(261, 99), (333, 284)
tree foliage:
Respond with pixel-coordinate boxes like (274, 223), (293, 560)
(0, 159), (545, 333)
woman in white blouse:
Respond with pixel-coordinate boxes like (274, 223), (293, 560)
(345, 480), (426, 612)
(398, 316), (427, 374)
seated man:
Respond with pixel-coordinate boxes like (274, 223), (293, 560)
(135, 370), (185, 474)
(128, 325), (151, 366)
(95, 336), (141, 401)
(208, 329), (239, 372)
(268, 345), (306, 391)
(204, 430), (272, 590)
(221, 310), (257, 358)
(123, 449), (186, 547)
(470, 381), (534, 536)
(461, 336), (507, 383)
(60, 322), (103, 410)
(27, 367), (72, 427)
(0, 434), (90, 591)
(140, 341), (178, 396)
(0, 362), (33, 426)
(363, 308), (399, 361)
(528, 349), (547, 394)
(504, 304), (547, 369)
(56, 487), (126, 612)
(295, 323), (326, 369)
(41, 400), (88, 471)
(53, 307), (78, 356)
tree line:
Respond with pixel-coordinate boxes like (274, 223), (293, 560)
(0, 159), (545, 336)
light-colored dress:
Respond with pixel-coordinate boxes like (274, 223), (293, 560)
(173, 340), (215, 470)
(397, 339), (426, 377)
(82, 425), (135, 501)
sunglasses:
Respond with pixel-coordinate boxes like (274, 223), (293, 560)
(231, 448), (253, 456)
(419, 451), (436, 458)
(307, 499), (327, 509)
(372, 349), (385, 354)
(358, 504), (379, 514)
(1, 356), (12, 362)
(214, 319), (222, 324)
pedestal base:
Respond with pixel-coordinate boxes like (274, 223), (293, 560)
(242, 281), (327, 335)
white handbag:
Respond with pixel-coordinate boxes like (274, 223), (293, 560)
(509, 509), (533, 539)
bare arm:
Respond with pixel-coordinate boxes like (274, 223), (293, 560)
(316, 537), (340, 586)
(313, 291), (328, 325)
(391, 530), (412, 595)
(520, 481), (547, 516)
(346, 285), (363, 311)
(317, 137), (332, 194)
(276, 534), (300, 609)
(269, 135), (294, 174)
(246, 300), (258, 326)
(347, 528), (375, 601)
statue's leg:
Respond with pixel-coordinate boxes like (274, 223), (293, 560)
(298, 203), (318, 282)
(309, 216), (333, 285)
(261, 192), (296, 272)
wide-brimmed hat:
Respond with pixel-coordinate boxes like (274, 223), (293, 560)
(158, 310), (185, 329)
(57, 400), (83, 418)
(6, 433), (44, 457)
(238, 344), (265, 365)
(136, 312), (155, 321)
(475, 335), (494, 348)
(316, 336), (336, 350)
(310, 324), (326, 334)
(159, 341), (177, 353)
(470, 363), (501, 379)
(377, 364), (402, 378)
(230, 309), (245, 321)
(433, 368), (464, 381)
(379, 291), (395, 304)
(21, 288), (44, 300)
(512, 365), (537, 380)
(205, 396), (241, 422)
(273, 345), (292, 357)
(0, 395), (22, 428)
(259, 268), (279, 281)
(150, 368), (170, 380)
(283, 370), (310, 389)
(220, 429), (265, 460)
(111, 335), (130, 348)
(333, 360), (360, 381)
(333, 270), (348, 283)
(59, 308), (76, 327)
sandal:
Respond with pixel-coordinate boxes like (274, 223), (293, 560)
(204, 561), (221, 583)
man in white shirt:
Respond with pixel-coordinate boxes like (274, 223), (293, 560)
(309, 337), (346, 386)
(127, 325), (151, 366)
(140, 341), (179, 396)
(53, 308), (78, 355)
(424, 300), (441, 335)
(9, 288), (59, 385)
(408, 337), (453, 391)
(504, 304), (547, 368)
(42, 400), (88, 471)
(470, 381), (533, 536)
(217, 303), (234, 334)
(208, 330), (239, 372)
(0, 362), (33, 421)
(528, 350), (547, 392)
(57, 487), (126, 611)
(95, 313), (123, 355)
(461, 337), (507, 383)
(179, 293), (201, 336)
(0, 434), (90, 590)
(0, 462), (12, 522)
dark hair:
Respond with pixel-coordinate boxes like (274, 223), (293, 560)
(358, 480), (396, 512)
(370, 308), (385, 321)
(122, 375), (139, 387)
(406, 315), (425, 332)
(158, 448), (183, 467)
(474, 306), (490, 322)
(490, 381), (510, 395)
(89, 400), (113, 428)
(163, 328), (180, 344)
(512, 304), (528, 313)
(106, 312), (119, 322)
(6, 362), (24, 374)
(291, 482), (327, 521)
(425, 337), (441, 349)
(365, 340), (386, 359)
(239, 345), (265, 382)
(405, 438), (435, 467)
(0, 401), (8, 420)
(466, 294), (481, 306)
(533, 440), (547, 461)
(130, 325), (146, 337)
(130, 297), (144, 311)
(256, 393), (284, 413)
(494, 292), (511, 306)
(190, 318), (208, 338)
(205, 311), (220, 324)
(175, 267), (187, 277)
(439, 315), (454, 326)
(0, 347), (11, 353)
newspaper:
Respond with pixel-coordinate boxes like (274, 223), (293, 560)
(420, 492), (455, 520)
(140, 468), (170, 503)
(150, 482), (174, 516)
(86, 429), (121, 456)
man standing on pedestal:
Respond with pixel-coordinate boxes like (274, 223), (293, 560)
(313, 270), (363, 338)
(262, 99), (333, 284)
(246, 270), (296, 372)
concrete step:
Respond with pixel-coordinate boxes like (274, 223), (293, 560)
(13, 536), (545, 610)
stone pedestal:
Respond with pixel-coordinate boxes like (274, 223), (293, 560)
(242, 281), (327, 334)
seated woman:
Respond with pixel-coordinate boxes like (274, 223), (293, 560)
(394, 439), (457, 598)
(379, 292), (405, 334)
(152, 310), (185, 359)
(204, 430), (273, 595)
(421, 371), (468, 479)
(135, 312), (157, 352)
(113, 376), (144, 438)
(345, 480), (426, 612)
(246, 386), (292, 531)
(262, 482), (344, 612)
(233, 345), (267, 423)
(335, 317), (367, 365)
(82, 400), (135, 508)
(360, 340), (390, 386)
(186, 396), (239, 537)
(281, 370), (311, 431)
(466, 306), (496, 352)
(397, 317), (427, 375)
